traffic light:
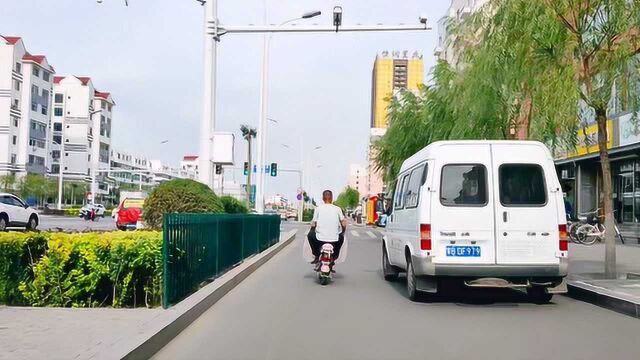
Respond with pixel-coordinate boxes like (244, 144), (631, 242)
(243, 162), (249, 175)
(215, 164), (222, 175)
(270, 163), (278, 177)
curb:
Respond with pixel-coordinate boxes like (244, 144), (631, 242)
(88, 229), (297, 360)
(566, 281), (640, 319)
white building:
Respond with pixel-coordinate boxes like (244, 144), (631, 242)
(435, 0), (489, 66)
(180, 155), (199, 180)
(51, 75), (114, 201)
(0, 35), (54, 176)
(348, 164), (368, 196)
(110, 148), (152, 188)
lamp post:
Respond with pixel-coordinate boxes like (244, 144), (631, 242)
(88, 109), (102, 204)
(254, 10), (322, 214)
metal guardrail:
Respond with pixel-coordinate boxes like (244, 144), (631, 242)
(162, 213), (281, 308)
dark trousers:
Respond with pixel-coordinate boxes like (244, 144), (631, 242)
(307, 229), (344, 259)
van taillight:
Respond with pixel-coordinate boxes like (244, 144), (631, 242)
(559, 224), (568, 251)
(420, 224), (431, 250)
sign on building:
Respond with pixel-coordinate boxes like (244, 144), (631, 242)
(618, 112), (640, 146)
(211, 132), (234, 165)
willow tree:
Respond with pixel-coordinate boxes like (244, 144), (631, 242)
(542, 0), (640, 277)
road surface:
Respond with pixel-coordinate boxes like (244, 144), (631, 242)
(37, 214), (117, 231)
(154, 223), (640, 360)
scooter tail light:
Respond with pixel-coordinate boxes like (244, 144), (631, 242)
(559, 224), (568, 251)
(420, 224), (432, 250)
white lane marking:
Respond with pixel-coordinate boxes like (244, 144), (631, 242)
(366, 231), (376, 238)
(350, 230), (360, 237)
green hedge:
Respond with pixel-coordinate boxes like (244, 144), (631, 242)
(0, 231), (161, 308)
(219, 196), (249, 214)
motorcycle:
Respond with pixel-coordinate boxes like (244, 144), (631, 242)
(316, 243), (335, 285)
(79, 208), (97, 221)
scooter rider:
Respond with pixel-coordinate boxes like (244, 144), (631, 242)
(308, 190), (347, 263)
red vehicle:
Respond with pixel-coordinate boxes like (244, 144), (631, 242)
(116, 198), (144, 230)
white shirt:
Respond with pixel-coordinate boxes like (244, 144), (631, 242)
(312, 203), (345, 242)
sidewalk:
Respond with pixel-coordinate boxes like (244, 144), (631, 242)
(567, 243), (640, 318)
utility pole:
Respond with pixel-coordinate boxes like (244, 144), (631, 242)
(199, 0), (218, 189)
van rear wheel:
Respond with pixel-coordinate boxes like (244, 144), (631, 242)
(406, 258), (422, 302)
(382, 244), (399, 281)
(527, 286), (553, 304)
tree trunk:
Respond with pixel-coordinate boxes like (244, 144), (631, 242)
(596, 107), (617, 278)
(246, 139), (252, 204)
(515, 93), (532, 140)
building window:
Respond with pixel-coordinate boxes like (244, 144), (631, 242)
(32, 67), (40, 77)
(43, 71), (50, 82)
(108, 104), (112, 112)
(53, 123), (62, 131)
(53, 135), (61, 144)
(88, 155), (91, 161)
(51, 164), (59, 174)
(54, 108), (63, 116)
(12, 117), (18, 127)
(15, 63), (21, 74)
(31, 103), (37, 111)
(54, 93), (64, 104)
(41, 106), (47, 115)
(42, 89), (49, 100)
(12, 136), (17, 145)
(14, 80), (21, 91)
(31, 122), (36, 130)
(52, 150), (60, 159)
(10, 154), (17, 164)
(31, 85), (39, 95)
(101, 102), (106, 109)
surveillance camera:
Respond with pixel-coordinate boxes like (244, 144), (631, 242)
(97, 0), (103, 3)
(419, 15), (428, 24)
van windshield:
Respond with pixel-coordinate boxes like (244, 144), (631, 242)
(440, 164), (487, 206)
(500, 164), (547, 206)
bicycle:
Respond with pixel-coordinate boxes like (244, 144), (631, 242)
(567, 208), (624, 245)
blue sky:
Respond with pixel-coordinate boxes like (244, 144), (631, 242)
(2, 0), (450, 201)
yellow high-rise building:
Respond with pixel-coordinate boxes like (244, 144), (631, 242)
(370, 51), (424, 129)
(367, 51), (424, 197)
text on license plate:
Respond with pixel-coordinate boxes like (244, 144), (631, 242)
(446, 246), (481, 257)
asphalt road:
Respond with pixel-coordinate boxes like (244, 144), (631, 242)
(154, 223), (640, 360)
(36, 214), (117, 231)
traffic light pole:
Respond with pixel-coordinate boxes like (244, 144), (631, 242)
(202, 10), (431, 213)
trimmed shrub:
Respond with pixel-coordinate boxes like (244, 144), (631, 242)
(303, 208), (314, 222)
(0, 231), (162, 308)
(143, 179), (224, 229)
(0, 232), (47, 305)
(220, 196), (249, 214)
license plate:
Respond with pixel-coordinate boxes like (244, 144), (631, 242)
(446, 246), (481, 257)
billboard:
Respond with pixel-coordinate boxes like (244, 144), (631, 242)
(211, 132), (235, 165)
(567, 120), (614, 157)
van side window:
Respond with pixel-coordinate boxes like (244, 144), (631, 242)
(500, 164), (547, 206)
(440, 164), (487, 206)
(405, 164), (427, 208)
(394, 173), (409, 209)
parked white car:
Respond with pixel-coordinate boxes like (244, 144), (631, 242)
(382, 140), (568, 303)
(80, 203), (106, 217)
(0, 193), (39, 231)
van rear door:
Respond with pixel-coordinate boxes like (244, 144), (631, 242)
(491, 143), (559, 265)
(431, 144), (495, 265)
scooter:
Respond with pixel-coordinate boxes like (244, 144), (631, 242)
(316, 243), (335, 285)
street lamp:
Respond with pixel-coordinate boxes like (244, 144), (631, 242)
(254, 9), (322, 214)
(88, 109), (102, 204)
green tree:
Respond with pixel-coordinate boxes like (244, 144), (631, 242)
(240, 125), (257, 205)
(542, 0), (640, 277)
(335, 187), (360, 209)
(0, 174), (17, 192)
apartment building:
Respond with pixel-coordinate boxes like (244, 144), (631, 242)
(110, 148), (153, 188)
(51, 75), (114, 201)
(347, 164), (368, 196)
(0, 35), (54, 176)
(181, 155), (199, 180)
(434, 0), (490, 66)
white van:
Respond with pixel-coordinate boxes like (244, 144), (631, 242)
(382, 140), (568, 303)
